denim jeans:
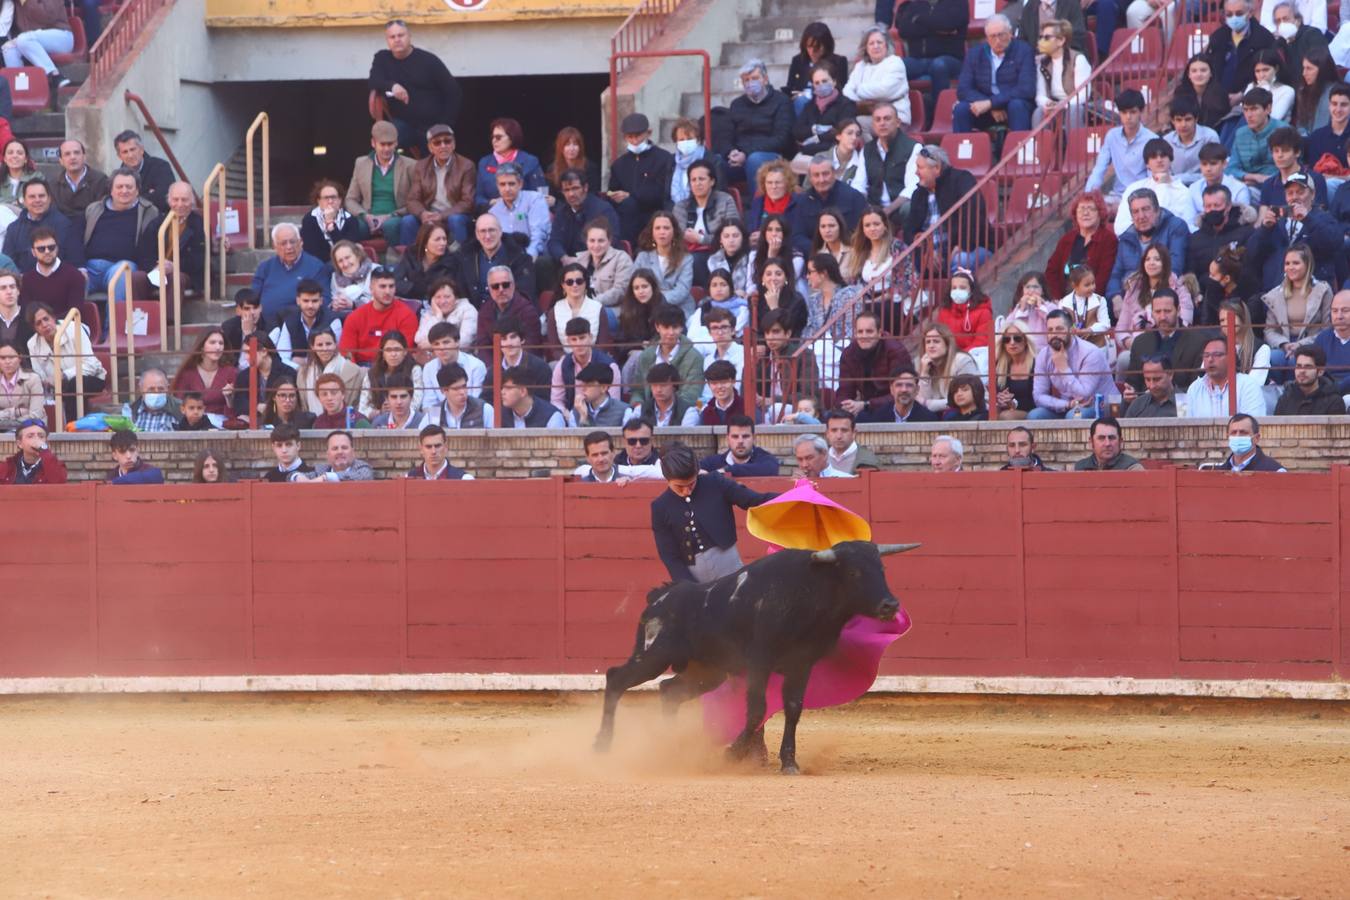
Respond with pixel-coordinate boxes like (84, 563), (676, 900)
(950, 247), (992, 274)
(2, 28), (73, 74)
(86, 258), (137, 302)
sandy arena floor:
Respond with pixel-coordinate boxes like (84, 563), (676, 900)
(1, 691), (1347, 898)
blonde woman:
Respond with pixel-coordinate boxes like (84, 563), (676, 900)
(917, 322), (978, 413)
(1262, 243), (1331, 382)
(994, 319), (1036, 419)
(1219, 299), (1270, 382)
(1033, 19), (1091, 128)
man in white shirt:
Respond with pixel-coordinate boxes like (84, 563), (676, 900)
(1114, 138), (1199, 234)
(793, 433), (851, 478)
(573, 430), (664, 482)
(1184, 335), (1267, 417)
(487, 162), (550, 259)
(1188, 142), (1254, 210)
(420, 321), (485, 410)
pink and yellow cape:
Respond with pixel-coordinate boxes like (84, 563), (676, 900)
(700, 479), (913, 741)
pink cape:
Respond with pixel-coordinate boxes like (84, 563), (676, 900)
(699, 480), (913, 742)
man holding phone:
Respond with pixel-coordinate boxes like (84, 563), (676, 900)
(1246, 172), (1340, 290)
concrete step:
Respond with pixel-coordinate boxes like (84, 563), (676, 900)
(56, 62), (89, 82)
(11, 112), (66, 137)
(180, 298), (233, 325)
(741, 14), (875, 42)
(720, 40), (804, 68)
(226, 248), (275, 270)
(760, 0), (874, 17)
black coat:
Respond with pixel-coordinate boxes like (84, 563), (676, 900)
(300, 212), (363, 265)
(791, 182), (868, 254)
(728, 87), (794, 157)
(368, 46), (462, 131)
(394, 249), (458, 301)
(547, 192), (619, 261)
(1186, 207), (1254, 301)
(608, 145), (675, 220)
(1274, 376), (1346, 415)
(792, 92), (858, 156)
(453, 233), (536, 307)
(3, 208), (84, 271)
(650, 471), (777, 582)
(1203, 20), (1276, 95)
(785, 52), (849, 95)
(904, 166), (992, 253)
(1124, 326), (1217, 390)
(895, 0), (970, 61)
(136, 156), (176, 215)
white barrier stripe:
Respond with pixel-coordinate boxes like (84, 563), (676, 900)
(0, 674), (1345, 700)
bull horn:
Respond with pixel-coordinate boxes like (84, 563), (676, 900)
(810, 549), (838, 564)
(876, 543), (921, 557)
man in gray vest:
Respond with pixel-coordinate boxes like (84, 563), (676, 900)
(863, 102), (920, 225)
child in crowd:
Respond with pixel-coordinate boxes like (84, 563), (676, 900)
(107, 430), (165, 484)
(263, 423), (314, 482)
(1059, 264), (1112, 350)
(175, 392), (214, 431)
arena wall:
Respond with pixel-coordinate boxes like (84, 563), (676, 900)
(2, 471), (1346, 686)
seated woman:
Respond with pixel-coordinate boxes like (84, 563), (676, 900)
(746, 213), (805, 301)
(1294, 47), (1339, 134)
(192, 448), (231, 483)
(842, 25), (911, 129)
(809, 208), (852, 275)
(1033, 18), (1092, 128)
(394, 222), (457, 302)
(329, 240), (374, 314)
(753, 258), (808, 338)
(994, 319), (1036, 420)
(300, 179), (362, 265)
(172, 327), (237, 420)
(669, 117), (726, 208)
(686, 267), (750, 349)
(784, 21), (850, 114)
(475, 117), (547, 208)
(1045, 192), (1117, 298)
(744, 158), (800, 235)
(0, 342), (43, 430)
(917, 322), (978, 414)
(545, 126), (601, 208)
(1173, 54), (1232, 131)
(706, 220), (752, 297)
(827, 119), (868, 196)
(296, 328), (369, 415)
(1245, 50), (1295, 125)
(414, 277), (477, 350)
(1, 5), (74, 92)
(632, 210), (694, 314)
(0, 138), (39, 210)
(229, 333), (296, 422)
(803, 252), (860, 344)
(1262, 242), (1332, 382)
(1114, 243), (1194, 356)
(580, 218), (633, 311)
(1220, 299), (1270, 382)
(934, 268), (994, 353)
(671, 160), (738, 285)
(363, 330), (422, 418)
(614, 268), (665, 372)
(1201, 245), (1263, 327)
(262, 376), (316, 430)
(24, 303), (107, 423)
(1005, 272), (1057, 353)
(546, 262), (614, 357)
(942, 373), (987, 421)
(842, 205), (916, 332)
(791, 63), (858, 164)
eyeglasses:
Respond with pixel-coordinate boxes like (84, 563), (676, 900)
(562, 277), (586, 286)
(430, 137), (453, 145)
(489, 282), (512, 291)
(319, 193), (340, 201)
(1002, 334), (1026, 344)
(32, 243), (57, 252)
(626, 436), (652, 446)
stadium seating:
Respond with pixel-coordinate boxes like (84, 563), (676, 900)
(2, 67), (50, 115)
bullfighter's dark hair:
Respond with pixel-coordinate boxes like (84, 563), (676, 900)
(660, 442), (698, 481)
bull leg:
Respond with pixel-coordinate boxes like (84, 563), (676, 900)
(726, 664), (769, 762)
(658, 662), (727, 718)
(777, 665), (812, 775)
(594, 651), (675, 753)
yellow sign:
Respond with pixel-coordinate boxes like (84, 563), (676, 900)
(206, 0), (635, 27)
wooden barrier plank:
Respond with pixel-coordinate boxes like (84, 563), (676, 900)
(1026, 589), (1174, 627)
(1023, 521), (1177, 556)
(884, 623), (1023, 659)
(406, 623), (559, 661)
(564, 529), (662, 560)
(1180, 522), (1335, 557)
(1178, 555), (1334, 595)
(1179, 626), (1333, 664)
(1021, 477), (1171, 523)
(1025, 555), (1173, 592)
(900, 589), (1021, 625)
(564, 589), (646, 625)
(405, 524), (556, 561)
(1026, 623), (1174, 660)
(564, 621), (645, 661)
(252, 560), (404, 596)
(1177, 475), (1333, 524)
(1180, 590), (1335, 628)
(565, 557), (669, 592)
(892, 556), (1021, 590)
(407, 565), (556, 625)
(95, 488), (249, 562)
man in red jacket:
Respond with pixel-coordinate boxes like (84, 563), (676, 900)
(837, 311), (913, 414)
(339, 267), (418, 365)
(0, 419), (68, 484)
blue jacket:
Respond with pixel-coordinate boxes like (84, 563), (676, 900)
(251, 252), (332, 323)
(107, 461), (166, 485)
(1107, 208), (1190, 299)
(1245, 209), (1342, 291)
(956, 40), (1036, 108)
(699, 446), (780, 478)
(745, 191), (799, 234)
(474, 150), (547, 209)
(790, 182), (868, 253)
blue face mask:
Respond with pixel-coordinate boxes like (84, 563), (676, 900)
(1226, 14), (1248, 32)
(813, 82), (835, 99)
(1228, 435), (1253, 456)
(143, 392), (167, 410)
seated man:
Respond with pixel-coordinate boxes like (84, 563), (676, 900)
(1184, 335), (1267, 417)
(1112, 139), (1199, 236)
(861, 364), (938, 422)
(481, 317), (551, 403)
(1214, 413), (1285, 470)
(1072, 416), (1145, 470)
(499, 364), (565, 428)
(107, 429), (165, 484)
(1306, 85), (1350, 179)
(1204, 0), (1275, 102)
(304, 429), (376, 481)
(1029, 309), (1116, 419)
(113, 130), (174, 214)
(725, 58), (793, 188)
(370, 373), (426, 429)
(420, 321), (485, 410)
(1123, 289), (1210, 392)
(1258, 127), (1329, 209)
(631, 303), (705, 409)
(894, 0), (969, 114)
(122, 367), (180, 432)
(487, 162), (550, 262)
(839, 311), (913, 414)
(261, 423), (314, 482)
(1162, 97), (1220, 186)
(793, 432), (850, 478)
(614, 416), (659, 466)
(4, 179), (83, 272)
(699, 359), (744, 426)
(345, 120), (416, 246)
(551, 317), (620, 413)
(368, 20), (462, 153)
(1245, 172), (1340, 291)
(175, 391), (214, 431)
(824, 408), (881, 473)
(221, 289), (266, 369)
(696, 307), (744, 384)
(431, 362), (495, 429)
(574, 430), (663, 482)
(1000, 425), (1053, 470)
(1188, 142), (1253, 212)
(954, 15), (1035, 134)
(83, 166), (161, 312)
(454, 214), (536, 308)
(0, 269), (32, 355)
(471, 265), (542, 352)
(550, 169), (619, 265)
(629, 362), (701, 428)
(313, 372), (370, 429)
(791, 155), (867, 254)
(338, 267), (417, 365)
(570, 361), (625, 427)
(928, 434), (963, 472)
(1123, 354), (1180, 417)
(700, 413), (779, 477)
(51, 139), (109, 229)
(1107, 188), (1190, 302)
(21, 226), (86, 321)
(1085, 89), (1155, 201)
(404, 123), (474, 246)
(1227, 88), (1283, 189)
(272, 279), (343, 366)
(1187, 184), (1255, 299)
(903, 144), (994, 273)
(251, 222), (331, 323)
(1273, 345), (1346, 414)
(606, 113), (674, 247)
(863, 103), (920, 225)
(408, 424), (471, 479)
(163, 182), (208, 294)
(1310, 289), (1350, 391)
(0, 418), (67, 484)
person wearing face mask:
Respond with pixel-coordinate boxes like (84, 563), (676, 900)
(668, 118), (725, 208)
(935, 269), (994, 352)
(1032, 19), (1091, 129)
(1187, 184), (1256, 299)
(791, 63), (857, 161)
(726, 59), (793, 189)
(1213, 413), (1286, 471)
(1204, 0), (1276, 103)
(1261, 0), (1327, 46)
(121, 367), (181, 431)
(607, 112), (675, 248)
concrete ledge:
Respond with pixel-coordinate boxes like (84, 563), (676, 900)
(3, 673), (1346, 700)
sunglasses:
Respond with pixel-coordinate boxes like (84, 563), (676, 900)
(1002, 334), (1026, 344)
(430, 137), (454, 145)
(489, 282), (512, 291)
(626, 436), (652, 446)
(562, 277), (586, 286)
(32, 243), (57, 252)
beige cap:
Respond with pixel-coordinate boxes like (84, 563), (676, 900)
(371, 120), (398, 142)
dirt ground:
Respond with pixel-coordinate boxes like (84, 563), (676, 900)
(2, 692), (1347, 899)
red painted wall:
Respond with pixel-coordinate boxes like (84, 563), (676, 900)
(3, 471), (1346, 682)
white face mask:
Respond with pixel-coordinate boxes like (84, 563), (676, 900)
(1275, 21), (1297, 39)
(675, 139), (698, 155)
(627, 141), (650, 155)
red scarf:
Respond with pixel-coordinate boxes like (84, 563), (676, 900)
(763, 193), (790, 215)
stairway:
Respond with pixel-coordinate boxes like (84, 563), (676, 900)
(668, 0), (876, 134)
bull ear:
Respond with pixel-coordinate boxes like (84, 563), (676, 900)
(876, 543), (921, 557)
(810, 549), (838, 564)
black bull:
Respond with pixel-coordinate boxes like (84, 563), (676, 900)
(594, 540), (920, 774)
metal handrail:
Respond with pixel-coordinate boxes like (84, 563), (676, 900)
(245, 112), (271, 249)
(610, 0), (686, 78)
(105, 265), (137, 405)
(608, 49), (711, 161)
(202, 162), (228, 304)
(124, 91), (194, 192)
(155, 210), (182, 350)
(87, 0), (173, 90)
(51, 307), (85, 430)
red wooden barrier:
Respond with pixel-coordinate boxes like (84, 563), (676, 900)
(1, 472), (1346, 682)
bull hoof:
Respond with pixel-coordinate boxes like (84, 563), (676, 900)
(780, 763), (801, 776)
(593, 733), (612, 754)
(725, 742), (749, 762)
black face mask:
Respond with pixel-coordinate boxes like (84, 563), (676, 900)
(1201, 210), (1226, 228)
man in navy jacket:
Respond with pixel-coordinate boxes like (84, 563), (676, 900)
(953, 14), (1036, 134)
(700, 415), (780, 478)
